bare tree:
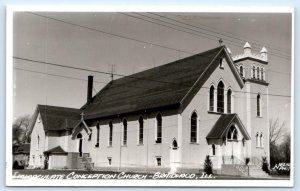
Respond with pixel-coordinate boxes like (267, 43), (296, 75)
(12, 115), (31, 145)
(269, 118), (286, 146)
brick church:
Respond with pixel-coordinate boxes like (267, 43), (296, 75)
(28, 43), (270, 176)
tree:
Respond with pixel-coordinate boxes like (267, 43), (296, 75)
(269, 118), (286, 146)
(12, 115), (31, 145)
(269, 118), (291, 168)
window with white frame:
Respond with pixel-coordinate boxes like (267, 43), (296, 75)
(108, 121), (113, 146)
(156, 114), (162, 143)
(36, 135), (40, 150)
(217, 81), (225, 113)
(260, 134), (264, 148)
(256, 133), (260, 147)
(107, 157), (112, 166)
(261, 68), (264, 80)
(95, 124), (100, 147)
(156, 157), (162, 166)
(190, 112), (198, 143)
(239, 65), (244, 77)
(227, 89), (232, 113)
(209, 86), (215, 111)
(257, 94), (261, 117)
(122, 119), (127, 146)
(252, 65), (256, 78)
(138, 116), (144, 145)
(227, 126), (238, 141)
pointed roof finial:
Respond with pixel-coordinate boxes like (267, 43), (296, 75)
(260, 46), (268, 53)
(219, 38), (223, 46)
(243, 42), (251, 49)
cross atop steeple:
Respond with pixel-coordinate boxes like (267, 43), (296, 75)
(219, 38), (223, 46)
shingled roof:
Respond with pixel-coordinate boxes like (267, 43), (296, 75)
(206, 114), (251, 140)
(83, 46), (243, 119)
(44, 146), (67, 154)
(29, 105), (82, 132)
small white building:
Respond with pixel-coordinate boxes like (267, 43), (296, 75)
(28, 44), (270, 176)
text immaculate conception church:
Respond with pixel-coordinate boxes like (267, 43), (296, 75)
(28, 43), (270, 176)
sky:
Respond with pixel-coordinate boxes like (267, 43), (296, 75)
(12, 12), (292, 133)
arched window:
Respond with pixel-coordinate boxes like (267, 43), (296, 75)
(219, 58), (224, 68)
(156, 114), (162, 143)
(122, 119), (127, 146)
(95, 124), (100, 147)
(217, 81), (224, 113)
(260, 134), (263, 148)
(212, 144), (216, 156)
(190, 112), (198, 143)
(257, 66), (260, 79)
(227, 89), (232, 113)
(252, 66), (256, 78)
(261, 68), (264, 80)
(172, 139), (178, 150)
(138, 116), (144, 145)
(257, 94), (261, 117)
(77, 133), (82, 139)
(109, 121), (113, 146)
(239, 66), (244, 77)
(209, 86), (215, 111)
(36, 135), (40, 150)
(227, 126), (238, 141)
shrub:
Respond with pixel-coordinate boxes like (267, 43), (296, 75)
(203, 155), (213, 175)
(262, 156), (269, 174)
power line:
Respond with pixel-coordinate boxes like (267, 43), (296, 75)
(121, 13), (290, 60)
(14, 67), (109, 85)
(27, 12), (194, 56)
(13, 56), (291, 98)
(148, 12), (291, 56)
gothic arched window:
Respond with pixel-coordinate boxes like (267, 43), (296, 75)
(156, 114), (162, 143)
(261, 68), (264, 80)
(122, 119), (127, 146)
(138, 116), (144, 145)
(239, 66), (244, 77)
(257, 94), (261, 117)
(252, 66), (256, 78)
(227, 89), (232, 113)
(217, 81), (224, 113)
(209, 86), (215, 111)
(190, 112), (198, 143)
(227, 126), (238, 141)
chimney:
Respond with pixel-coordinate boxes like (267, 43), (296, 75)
(243, 42), (252, 56)
(260, 46), (268, 61)
(87, 75), (93, 103)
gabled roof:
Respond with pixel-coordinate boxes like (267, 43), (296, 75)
(206, 114), (251, 140)
(44, 146), (67, 154)
(13, 143), (30, 154)
(29, 105), (82, 132)
(83, 46), (244, 120)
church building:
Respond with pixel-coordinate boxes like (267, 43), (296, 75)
(28, 43), (270, 176)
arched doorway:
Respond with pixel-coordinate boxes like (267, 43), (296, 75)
(225, 126), (240, 164)
(77, 133), (83, 157)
